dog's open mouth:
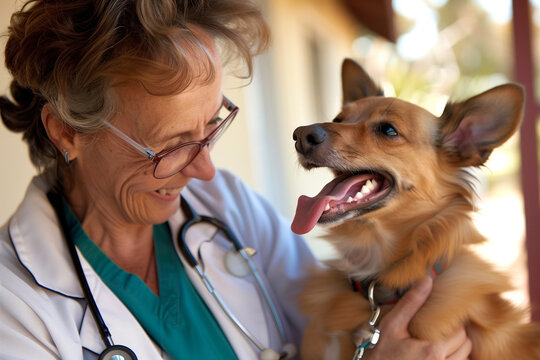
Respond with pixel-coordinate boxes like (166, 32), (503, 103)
(291, 171), (394, 234)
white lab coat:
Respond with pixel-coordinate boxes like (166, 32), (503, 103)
(0, 169), (318, 359)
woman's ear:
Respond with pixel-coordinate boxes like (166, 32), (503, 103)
(41, 104), (80, 161)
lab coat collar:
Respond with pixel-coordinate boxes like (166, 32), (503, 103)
(8, 176), (84, 299)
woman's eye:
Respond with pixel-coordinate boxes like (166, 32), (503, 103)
(377, 123), (398, 137)
(208, 117), (224, 127)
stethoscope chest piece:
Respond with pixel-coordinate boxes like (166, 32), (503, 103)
(98, 345), (138, 360)
(224, 247), (256, 278)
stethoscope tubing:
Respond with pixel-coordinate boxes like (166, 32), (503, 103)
(48, 192), (114, 348)
(48, 192), (138, 360)
(192, 262), (268, 351)
(178, 196), (289, 353)
(44, 191), (291, 360)
(241, 252), (287, 344)
(179, 214), (243, 267)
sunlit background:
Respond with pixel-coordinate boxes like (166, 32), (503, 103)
(0, 0), (538, 310)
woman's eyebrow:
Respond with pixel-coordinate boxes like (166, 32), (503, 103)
(156, 99), (223, 144)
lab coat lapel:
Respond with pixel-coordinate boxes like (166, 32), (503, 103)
(10, 177), (165, 359)
(8, 177), (83, 299)
(78, 255), (165, 359)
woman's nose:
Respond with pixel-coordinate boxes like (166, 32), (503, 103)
(181, 145), (216, 181)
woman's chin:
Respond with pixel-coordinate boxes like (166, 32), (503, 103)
(132, 192), (182, 225)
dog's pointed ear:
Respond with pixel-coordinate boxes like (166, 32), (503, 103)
(438, 83), (524, 167)
(341, 58), (383, 105)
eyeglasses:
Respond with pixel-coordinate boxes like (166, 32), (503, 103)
(103, 96), (239, 179)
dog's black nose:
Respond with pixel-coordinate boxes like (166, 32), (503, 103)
(293, 125), (328, 154)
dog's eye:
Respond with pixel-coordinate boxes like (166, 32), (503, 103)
(377, 123), (399, 137)
(332, 117), (342, 123)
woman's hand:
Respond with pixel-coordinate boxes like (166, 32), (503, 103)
(365, 276), (472, 360)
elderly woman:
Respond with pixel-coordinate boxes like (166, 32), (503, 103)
(0, 1), (471, 359)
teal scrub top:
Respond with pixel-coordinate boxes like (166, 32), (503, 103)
(60, 197), (238, 360)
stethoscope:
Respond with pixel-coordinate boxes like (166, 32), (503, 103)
(178, 196), (296, 360)
(48, 192), (137, 360)
(48, 192), (296, 360)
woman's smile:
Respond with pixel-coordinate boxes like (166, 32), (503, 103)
(153, 186), (183, 200)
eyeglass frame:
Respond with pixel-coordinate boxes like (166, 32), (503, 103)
(102, 96), (239, 179)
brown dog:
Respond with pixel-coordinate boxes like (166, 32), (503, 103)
(291, 58), (540, 360)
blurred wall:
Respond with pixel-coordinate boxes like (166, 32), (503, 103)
(0, 1), (37, 225)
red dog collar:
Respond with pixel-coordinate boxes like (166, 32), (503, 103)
(352, 260), (446, 306)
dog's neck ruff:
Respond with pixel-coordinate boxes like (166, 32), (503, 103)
(352, 261), (446, 306)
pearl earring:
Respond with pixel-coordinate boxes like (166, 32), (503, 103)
(64, 151), (69, 165)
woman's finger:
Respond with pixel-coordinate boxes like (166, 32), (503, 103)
(380, 276), (433, 334)
(445, 328), (472, 360)
(441, 327), (467, 355)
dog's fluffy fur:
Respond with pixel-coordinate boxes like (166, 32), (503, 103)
(291, 59), (540, 360)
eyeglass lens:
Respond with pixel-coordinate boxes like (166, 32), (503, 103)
(153, 105), (236, 178)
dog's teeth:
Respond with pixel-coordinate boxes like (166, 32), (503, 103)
(347, 196), (354, 203)
(361, 184), (371, 194)
(324, 203), (330, 211)
(365, 179), (377, 190)
(355, 192), (364, 200)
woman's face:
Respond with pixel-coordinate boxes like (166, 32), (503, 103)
(70, 35), (224, 226)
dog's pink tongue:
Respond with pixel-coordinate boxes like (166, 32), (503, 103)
(291, 174), (370, 234)
(291, 195), (329, 235)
